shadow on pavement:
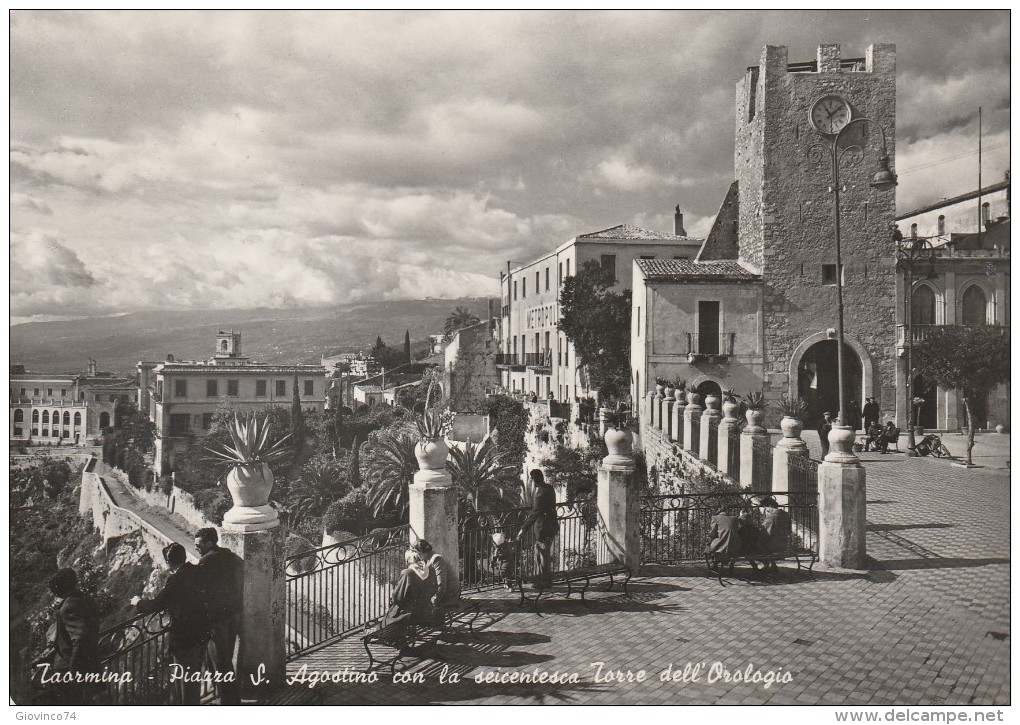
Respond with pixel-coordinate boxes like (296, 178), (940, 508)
(867, 522), (954, 532)
(873, 557), (1010, 571)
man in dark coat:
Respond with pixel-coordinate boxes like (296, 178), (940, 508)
(517, 469), (559, 588)
(863, 398), (880, 431)
(43, 568), (101, 704)
(195, 527), (242, 705)
(133, 543), (212, 706)
(817, 412), (833, 459)
(759, 498), (793, 567)
(706, 507), (742, 561)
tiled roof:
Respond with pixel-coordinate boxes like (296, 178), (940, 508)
(636, 258), (761, 281)
(577, 224), (702, 242)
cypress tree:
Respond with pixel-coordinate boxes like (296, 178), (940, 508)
(291, 375), (306, 457)
(403, 330), (411, 364)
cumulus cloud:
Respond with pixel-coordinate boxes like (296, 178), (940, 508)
(8, 10), (1009, 320)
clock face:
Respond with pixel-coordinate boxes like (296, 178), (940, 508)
(810, 95), (851, 135)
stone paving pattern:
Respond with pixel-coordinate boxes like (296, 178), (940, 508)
(286, 436), (1011, 705)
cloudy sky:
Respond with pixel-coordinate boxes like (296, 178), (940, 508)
(9, 10), (1010, 323)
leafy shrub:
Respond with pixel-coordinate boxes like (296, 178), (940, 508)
(191, 488), (232, 525)
(322, 490), (372, 536)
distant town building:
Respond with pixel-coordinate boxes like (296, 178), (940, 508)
(320, 352), (380, 379)
(497, 214), (704, 402)
(429, 335), (447, 354)
(140, 331), (326, 477)
(351, 363), (437, 408)
(10, 358), (134, 446)
(444, 319), (499, 413)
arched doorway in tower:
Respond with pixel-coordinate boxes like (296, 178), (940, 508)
(797, 340), (863, 425)
(99, 411), (111, 430)
(694, 379), (722, 402)
(912, 375), (937, 429)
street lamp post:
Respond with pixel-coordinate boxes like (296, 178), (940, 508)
(895, 234), (938, 455)
(811, 117), (897, 434)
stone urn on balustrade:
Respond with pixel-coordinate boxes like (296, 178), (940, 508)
(745, 407), (766, 433)
(686, 390), (701, 407)
(414, 409), (454, 485)
(207, 414), (291, 530)
(721, 397), (740, 422)
(603, 409), (635, 467)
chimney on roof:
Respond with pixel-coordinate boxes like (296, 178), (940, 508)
(166, 354), (174, 362)
(674, 206), (687, 237)
(87, 358), (97, 377)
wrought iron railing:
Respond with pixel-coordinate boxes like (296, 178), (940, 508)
(751, 437), (774, 490)
(495, 353), (522, 366)
(787, 453), (819, 496)
(706, 417), (720, 466)
(524, 351), (552, 368)
(459, 497), (610, 591)
(684, 332), (736, 357)
(285, 524), (410, 659)
(640, 491), (818, 564)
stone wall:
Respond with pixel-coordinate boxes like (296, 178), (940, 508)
(134, 483), (215, 533)
(698, 180), (740, 262)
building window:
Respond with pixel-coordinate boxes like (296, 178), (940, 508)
(982, 202), (991, 227)
(32, 428), (38, 436)
(14, 409), (24, 423)
(175, 380), (187, 398)
(911, 286), (937, 326)
(169, 414), (190, 435)
(545, 267), (550, 291)
(558, 262), (562, 285)
(202, 412), (214, 430)
(276, 380), (287, 396)
(227, 379), (239, 397)
(63, 412), (70, 425)
(52, 429), (59, 437)
(544, 331), (550, 357)
(566, 259), (571, 277)
(698, 301), (721, 354)
(637, 307), (641, 337)
(206, 380), (218, 397)
(74, 412), (81, 427)
(961, 285), (988, 325)
(513, 280), (518, 300)
(821, 264), (843, 286)
(20, 388), (25, 396)
(256, 380), (267, 397)
(536, 271), (540, 292)
(523, 278), (527, 298)
(34, 388), (39, 396)
(32, 410), (39, 423)
(910, 223), (918, 239)
(61, 389), (66, 397)
(600, 254), (617, 282)
(937, 215), (946, 236)
(42, 410), (49, 424)
(14, 427), (22, 437)
(47, 388), (53, 396)
(109, 395), (117, 402)
(304, 380), (314, 396)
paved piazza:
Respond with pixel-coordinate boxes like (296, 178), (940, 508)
(288, 436), (1011, 706)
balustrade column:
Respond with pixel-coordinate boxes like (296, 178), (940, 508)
(818, 426), (867, 569)
(409, 438), (460, 594)
(683, 393), (703, 457)
(739, 408), (769, 488)
(672, 397), (686, 447)
(597, 440), (639, 569)
(717, 399), (740, 476)
(221, 519), (287, 698)
(662, 388), (676, 438)
(699, 394), (721, 462)
(772, 416), (809, 505)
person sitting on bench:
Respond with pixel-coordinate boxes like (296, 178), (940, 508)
(759, 497), (792, 571)
(737, 509), (762, 570)
(874, 421), (900, 453)
(706, 506), (742, 570)
(864, 421), (883, 452)
(382, 549), (438, 632)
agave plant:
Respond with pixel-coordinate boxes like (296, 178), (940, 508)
(744, 391), (766, 410)
(671, 378), (688, 393)
(414, 408), (456, 442)
(777, 393), (809, 420)
(603, 401), (635, 429)
(205, 414), (291, 468)
(722, 388), (739, 403)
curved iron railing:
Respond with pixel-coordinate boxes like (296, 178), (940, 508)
(787, 453), (819, 496)
(285, 524), (410, 659)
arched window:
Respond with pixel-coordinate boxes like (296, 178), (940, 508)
(910, 223), (918, 239)
(74, 412), (82, 427)
(937, 215), (946, 236)
(221, 340), (229, 351)
(961, 285), (988, 325)
(32, 410), (39, 423)
(63, 411), (70, 426)
(982, 202), (991, 226)
(14, 409), (24, 423)
(911, 285), (937, 326)
(42, 410), (49, 424)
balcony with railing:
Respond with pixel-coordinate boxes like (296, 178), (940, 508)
(495, 353), (524, 369)
(896, 323), (1009, 353)
(684, 332), (736, 362)
(524, 350), (552, 371)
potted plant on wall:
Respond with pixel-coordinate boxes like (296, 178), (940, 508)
(776, 393), (809, 439)
(654, 377), (668, 396)
(206, 414), (291, 526)
(414, 408), (456, 469)
(744, 391), (766, 430)
(911, 396), (925, 438)
(602, 402), (635, 457)
(721, 389), (741, 420)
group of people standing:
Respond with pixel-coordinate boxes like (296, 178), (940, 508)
(36, 527), (242, 706)
(816, 397), (890, 458)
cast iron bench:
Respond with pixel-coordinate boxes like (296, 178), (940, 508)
(362, 600), (481, 675)
(517, 563), (633, 612)
(706, 549), (817, 586)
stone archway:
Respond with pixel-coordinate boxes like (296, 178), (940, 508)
(790, 332), (873, 426)
(99, 411), (111, 430)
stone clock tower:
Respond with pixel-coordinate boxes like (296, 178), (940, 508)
(734, 44), (898, 424)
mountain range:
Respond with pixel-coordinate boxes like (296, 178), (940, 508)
(10, 297), (497, 376)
